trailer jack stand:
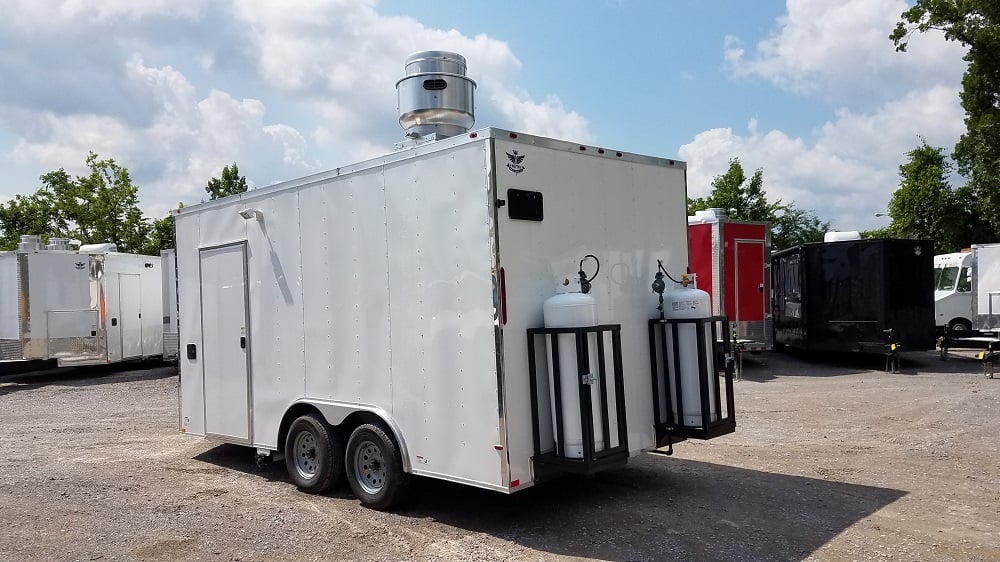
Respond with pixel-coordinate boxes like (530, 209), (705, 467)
(885, 343), (900, 374)
(254, 449), (273, 468)
(937, 336), (949, 361)
(648, 440), (674, 457)
(976, 346), (998, 379)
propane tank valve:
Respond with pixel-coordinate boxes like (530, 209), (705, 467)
(578, 254), (600, 295)
(653, 259), (687, 319)
(651, 271), (666, 294)
(652, 270), (666, 319)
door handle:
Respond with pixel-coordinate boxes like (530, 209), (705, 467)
(240, 336), (247, 349)
(758, 283), (765, 292)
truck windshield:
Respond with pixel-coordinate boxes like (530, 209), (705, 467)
(935, 266), (959, 290)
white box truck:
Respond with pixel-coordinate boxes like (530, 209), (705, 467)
(933, 251), (973, 332)
(175, 51), (735, 509)
(0, 236), (164, 366)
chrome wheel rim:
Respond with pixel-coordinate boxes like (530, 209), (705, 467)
(353, 440), (386, 495)
(293, 430), (319, 479)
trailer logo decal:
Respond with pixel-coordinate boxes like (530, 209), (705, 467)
(506, 150), (525, 174)
(74, 262), (86, 270)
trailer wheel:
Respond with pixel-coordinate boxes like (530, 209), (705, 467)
(284, 414), (343, 493)
(345, 423), (410, 510)
(948, 319), (972, 332)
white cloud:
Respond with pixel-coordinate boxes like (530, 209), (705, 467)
(680, 84), (965, 231)
(0, 0), (592, 219)
(226, 2), (536, 157)
(686, 0), (971, 233)
(7, 0), (202, 27)
(10, 57), (314, 218)
(724, 0), (966, 102)
(489, 83), (593, 144)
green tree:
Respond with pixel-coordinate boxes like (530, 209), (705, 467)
(892, 1), (1000, 241)
(145, 214), (175, 254)
(40, 153), (151, 253)
(770, 205), (829, 250)
(0, 188), (64, 250)
(688, 158), (829, 250)
(688, 158), (778, 222)
(205, 162), (248, 200)
(885, 141), (978, 253)
(861, 226), (892, 239)
(143, 202), (185, 254)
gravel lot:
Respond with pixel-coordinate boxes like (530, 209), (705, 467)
(1, 351), (998, 561)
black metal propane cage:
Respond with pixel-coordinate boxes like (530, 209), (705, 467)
(648, 316), (736, 447)
(526, 324), (629, 474)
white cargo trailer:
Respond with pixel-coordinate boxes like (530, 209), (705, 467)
(972, 243), (1000, 333)
(175, 51), (735, 509)
(0, 236), (164, 366)
(161, 249), (179, 360)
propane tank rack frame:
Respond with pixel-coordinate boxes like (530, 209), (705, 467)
(648, 316), (737, 444)
(526, 324), (629, 474)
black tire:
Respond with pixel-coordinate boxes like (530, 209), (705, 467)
(284, 414), (343, 493)
(345, 423), (410, 510)
(948, 319), (972, 332)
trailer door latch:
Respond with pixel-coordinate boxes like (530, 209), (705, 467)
(581, 373), (597, 385)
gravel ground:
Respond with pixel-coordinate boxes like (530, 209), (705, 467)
(0, 351), (998, 561)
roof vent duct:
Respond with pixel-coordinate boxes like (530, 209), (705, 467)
(44, 237), (72, 251)
(17, 234), (42, 252)
(396, 50), (476, 140)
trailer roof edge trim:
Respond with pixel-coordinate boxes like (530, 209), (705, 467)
(174, 127), (687, 216)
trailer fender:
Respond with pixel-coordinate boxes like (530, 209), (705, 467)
(289, 399), (412, 473)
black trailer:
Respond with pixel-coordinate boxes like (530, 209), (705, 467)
(771, 238), (935, 354)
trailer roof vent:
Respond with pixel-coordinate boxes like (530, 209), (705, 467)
(79, 242), (118, 253)
(396, 50), (476, 142)
(44, 237), (72, 251)
(824, 231), (861, 242)
(688, 208), (729, 223)
(17, 235), (42, 252)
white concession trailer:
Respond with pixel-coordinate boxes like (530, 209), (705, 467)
(0, 236), (164, 366)
(175, 51), (735, 509)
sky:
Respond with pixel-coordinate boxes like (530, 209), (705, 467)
(0, 0), (968, 232)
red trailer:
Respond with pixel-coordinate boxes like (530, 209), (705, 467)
(688, 209), (772, 351)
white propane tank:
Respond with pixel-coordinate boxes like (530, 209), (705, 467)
(542, 280), (605, 458)
(663, 280), (718, 426)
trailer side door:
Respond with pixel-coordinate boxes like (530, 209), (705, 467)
(199, 243), (252, 443)
(735, 239), (766, 325)
(118, 273), (143, 359)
